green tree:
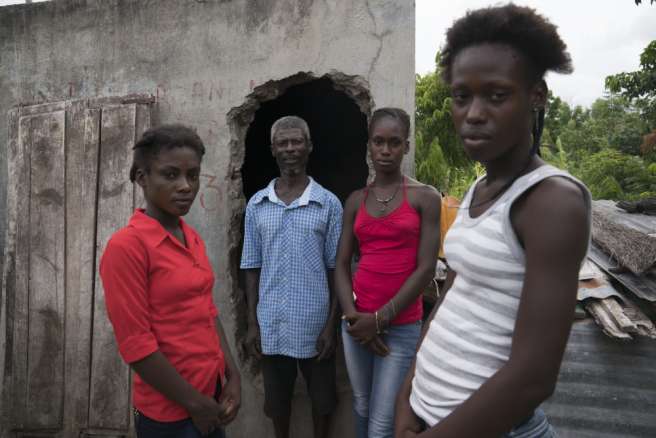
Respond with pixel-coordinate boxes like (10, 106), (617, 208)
(544, 91), (572, 145)
(576, 149), (656, 200)
(558, 117), (608, 161)
(415, 55), (469, 169)
(589, 96), (647, 155)
(415, 54), (477, 196)
(606, 40), (656, 129)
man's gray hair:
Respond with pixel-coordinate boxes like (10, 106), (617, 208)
(270, 116), (311, 144)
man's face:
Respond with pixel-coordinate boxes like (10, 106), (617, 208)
(271, 128), (312, 175)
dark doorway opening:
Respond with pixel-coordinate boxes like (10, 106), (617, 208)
(241, 77), (369, 202)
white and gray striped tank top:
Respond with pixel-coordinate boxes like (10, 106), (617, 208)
(410, 164), (590, 426)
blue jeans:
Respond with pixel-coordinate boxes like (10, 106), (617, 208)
(342, 320), (421, 438)
(503, 409), (556, 438)
(134, 410), (226, 438)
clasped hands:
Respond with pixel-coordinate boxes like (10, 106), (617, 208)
(343, 311), (390, 356)
(189, 373), (241, 435)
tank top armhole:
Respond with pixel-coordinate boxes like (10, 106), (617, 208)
(500, 166), (592, 264)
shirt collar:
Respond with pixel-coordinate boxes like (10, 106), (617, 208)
(128, 209), (197, 248)
(253, 177), (324, 206)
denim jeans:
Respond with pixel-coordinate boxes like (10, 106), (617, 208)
(134, 410), (226, 438)
(342, 319), (421, 438)
(503, 409), (556, 438)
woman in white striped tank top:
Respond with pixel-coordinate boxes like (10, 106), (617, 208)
(394, 5), (591, 438)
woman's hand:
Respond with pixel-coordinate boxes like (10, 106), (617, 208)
(394, 365), (423, 438)
(366, 335), (390, 357)
(217, 373), (241, 425)
(344, 312), (378, 344)
(394, 399), (422, 438)
(186, 393), (223, 435)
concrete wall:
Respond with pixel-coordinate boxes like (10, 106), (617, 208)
(0, 0), (415, 436)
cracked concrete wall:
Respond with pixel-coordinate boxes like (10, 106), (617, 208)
(0, 0), (414, 436)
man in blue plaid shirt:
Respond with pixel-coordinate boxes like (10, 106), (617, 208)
(240, 116), (343, 438)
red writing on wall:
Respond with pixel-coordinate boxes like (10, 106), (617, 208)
(199, 173), (222, 211)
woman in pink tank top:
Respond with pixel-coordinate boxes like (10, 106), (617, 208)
(335, 108), (442, 438)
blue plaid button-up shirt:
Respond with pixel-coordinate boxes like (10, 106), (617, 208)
(240, 177), (343, 358)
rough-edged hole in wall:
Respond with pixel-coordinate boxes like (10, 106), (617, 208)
(226, 72), (373, 373)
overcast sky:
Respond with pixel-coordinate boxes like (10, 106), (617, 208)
(0, 0), (47, 5)
(417, 0), (656, 108)
(2, 0), (654, 108)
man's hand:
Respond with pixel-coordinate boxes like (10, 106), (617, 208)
(244, 321), (262, 359)
(316, 325), (337, 361)
(344, 312), (378, 344)
(217, 374), (241, 426)
(186, 393), (223, 436)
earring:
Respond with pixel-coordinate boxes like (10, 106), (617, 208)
(531, 108), (540, 143)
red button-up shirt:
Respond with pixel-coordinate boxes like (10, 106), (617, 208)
(100, 209), (225, 421)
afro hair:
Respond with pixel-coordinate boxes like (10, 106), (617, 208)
(440, 4), (573, 83)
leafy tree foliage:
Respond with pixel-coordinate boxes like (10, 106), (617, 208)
(605, 40), (656, 129)
(578, 149), (656, 200)
(415, 65), (469, 168)
(415, 54), (476, 197)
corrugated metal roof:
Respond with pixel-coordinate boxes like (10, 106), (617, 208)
(594, 200), (656, 235)
(589, 242), (656, 302)
(543, 319), (656, 437)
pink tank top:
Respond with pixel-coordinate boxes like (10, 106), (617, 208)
(352, 177), (423, 325)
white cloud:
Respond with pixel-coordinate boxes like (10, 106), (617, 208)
(0, 0), (48, 6)
(416, 0), (656, 107)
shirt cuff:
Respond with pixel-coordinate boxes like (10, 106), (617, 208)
(240, 262), (262, 269)
(118, 332), (159, 364)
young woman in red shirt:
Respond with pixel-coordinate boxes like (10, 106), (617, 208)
(100, 124), (241, 437)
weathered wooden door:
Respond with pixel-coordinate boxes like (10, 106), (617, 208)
(1, 98), (151, 438)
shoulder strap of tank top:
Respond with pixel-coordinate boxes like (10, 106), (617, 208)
(505, 165), (584, 204)
(361, 185), (370, 206)
(500, 164), (591, 261)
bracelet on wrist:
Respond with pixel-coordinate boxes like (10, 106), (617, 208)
(375, 311), (381, 334)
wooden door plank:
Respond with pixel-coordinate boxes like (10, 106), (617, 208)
(25, 110), (66, 429)
(63, 102), (101, 435)
(132, 104), (150, 211)
(18, 101), (66, 117)
(89, 104), (136, 431)
(6, 114), (37, 430)
(1, 108), (25, 431)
